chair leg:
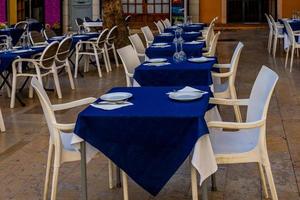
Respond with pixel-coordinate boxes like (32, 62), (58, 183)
(84, 55), (89, 73)
(191, 165), (199, 200)
(29, 84), (34, 98)
(121, 170), (129, 200)
(102, 51), (110, 73)
(108, 160), (114, 189)
(66, 61), (75, 90)
(50, 166), (60, 200)
(112, 45), (119, 67)
(10, 75), (17, 108)
(290, 47), (295, 72)
(258, 163), (269, 199)
(105, 46), (112, 71)
(0, 108), (5, 132)
(74, 52), (80, 78)
(264, 163), (278, 200)
(94, 53), (102, 78)
(268, 32), (272, 53)
(272, 37), (277, 58)
(285, 47), (290, 69)
(43, 143), (54, 200)
(52, 71), (62, 99)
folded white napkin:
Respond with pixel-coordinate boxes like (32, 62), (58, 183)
(167, 86), (209, 95)
(151, 45), (171, 48)
(185, 41), (203, 45)
(91, 102), (133, 110)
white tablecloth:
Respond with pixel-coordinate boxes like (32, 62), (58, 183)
(83, 22), (103, 28)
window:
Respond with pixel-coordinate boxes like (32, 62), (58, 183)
(122, 0), (169, 14)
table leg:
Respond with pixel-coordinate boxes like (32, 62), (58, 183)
(80, 142), (88, 200)
(211, 174), (217, 191)
(69, 49), (84, 77)
(200, 178), (208, 200)
(116, 167), (122, 188)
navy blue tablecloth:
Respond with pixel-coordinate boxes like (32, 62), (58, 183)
(48, 33), (99, 49)
(153, 32), (201, 43)
(0, 47), (44, 72)
(146, 42), (204, 59)
(134, 57), (217, 87)
(0, 28), (24, 46)
(74, 86), (212, 195)
(164, 24), (205, 33)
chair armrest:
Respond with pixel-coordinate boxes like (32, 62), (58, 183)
(52, 97), (96, 111)
(211, 71), (232, 78)
(207, 119), (266, 129)
(213, 64), (231, 69)
(209, 98), (250, 106)
(53, 123), (76, 131)
(126, 72), (134, 78)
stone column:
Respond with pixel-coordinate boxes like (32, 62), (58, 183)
(93, 0), (100, 20)
(63, 0), (69, 33)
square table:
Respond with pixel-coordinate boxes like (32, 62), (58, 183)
(164, 24), (205, 33)
(74, 86), (218, 198)
(154, 32), (202, 43)
(133, 57), (217, 87)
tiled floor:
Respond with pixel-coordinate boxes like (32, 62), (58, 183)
(0, 29), (300, 200)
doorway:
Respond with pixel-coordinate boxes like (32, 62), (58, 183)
(227, 0), (273, 23)
(122, 0), (170, 28)
(69, 0), (93, 31)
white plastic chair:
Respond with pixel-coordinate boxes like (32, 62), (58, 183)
(0, 107), (5, 132)
(201, 23), (215, 52)
(203, 31), (220, 57)
(75, 28), (110, 78)
(162, 18), (171, 28)
(106, 25), (120, 69)
(212, 42), (244, 122)
(30, 77), (97, 200)
(14, 21), (28, 30)
(283, 20), (300, 72)
(117, 45), (141, 87)
(265, 14), (273, 53)
(141, 26), (154, 47)
(269, 15), (284, 57)
(154, 21), (164, 34)
(191, 66), (279, 200)
(29, 31), (48, 46)
(10, 42), (61, 108)
(128, 34), (146, 62)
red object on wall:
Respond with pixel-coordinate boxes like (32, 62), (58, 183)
(0, 0), (6, 22)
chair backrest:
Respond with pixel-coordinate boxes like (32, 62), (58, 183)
(269, 15), (279, 34)
(43, 28), (57, 40)
(246, 66), (279, 123)
(75, 18), (84, 26)
(228, 42), (244, 87)
(265, 13), (273, 31)
(39, 42), (59, 69)
(106, 25), (118, 46)
(125, 15), (132, 24)
(128, 34), (145, 55)
(29, 31), (47, 45)
(283, 20), (296, 45)
(117, 45), (141, 75)
(206, 31), (220, 56)
(56, 37), (73, 63)
(31, 77), (59, 145)
(96, 28), (109, 48)
(14, 21), (28, 30)
(163, 18), (172, 28)
(205, 23), (215, 47)
(141, 26), (154, 44)
(154, 21), (163, 34)
(157, 21), (165, 32)
(84, 17), (92, 22)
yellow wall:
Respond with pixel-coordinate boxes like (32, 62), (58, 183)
(8, 0), (17, 25)
(282, 0), (300, 18)
(199, 0), (222, 24)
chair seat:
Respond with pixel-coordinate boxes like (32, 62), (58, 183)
(210, 129), (259, 155)
(60, 132), (77, 152)
(214, 81), (228, 93)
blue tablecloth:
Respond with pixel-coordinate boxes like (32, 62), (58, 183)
(164, 24), (205, 33)
(146, 42), (205, 59)
(0, 47), (44, 72)
(74, 86), (213, 195)
(153, 32), (201, 43)
(134, 57), (217, 87)
(28, 22), (44, 32)
(0, 28), (24, 45)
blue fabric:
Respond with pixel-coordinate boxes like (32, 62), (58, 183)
(0, 28), (24, 45)
(153, 32), (202, 43)
(134, 57), (217, 87)
(164, 24), (205, 33)
(28, 22), (44, 32)
(0, 47), (44, 72)
(146, 42), (204, 59)
(74, 86), (213, 196)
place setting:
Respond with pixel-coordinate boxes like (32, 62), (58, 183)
(143, 58), (171, 67)
(91, 92), (133, 110)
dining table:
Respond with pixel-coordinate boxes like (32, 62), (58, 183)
(164, 23), (205, 33)
(153, 32), (202, 43)
(0, 28), (24, 45)
(146, 41), (205, 59)
(133, 57), (217, 87)
(72, 86), (218, 200)
(280, 19), (300, 49)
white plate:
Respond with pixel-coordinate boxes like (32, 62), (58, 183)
(169, 92), (203, 101)
(151, 45), (171, 48)
(144, 62), (170, 67)
(185, 41), (203, 45)
(86, 32), (98, 35)
(160, 33), (173, 36)
(32, 45), (47, 48)
(12, 49), (32, 53)
(188, 57), (214, 63)
(73, 35), (87, 38)
(50, 36), (64, 40)
(185, 31), (199, 34)
(152, 43), (168, 46)
(147, 58), (168, 63)
(100, 92), (133, 102)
